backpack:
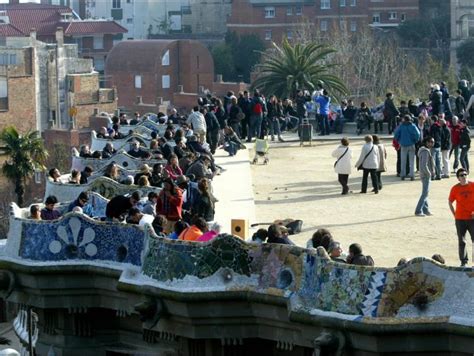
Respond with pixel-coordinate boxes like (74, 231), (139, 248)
(253, 101), (263, 114)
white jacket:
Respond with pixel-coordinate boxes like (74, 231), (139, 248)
(332, 145), (352, 175)
(355, 142), (379, 170)
(186, 111), (207, 132)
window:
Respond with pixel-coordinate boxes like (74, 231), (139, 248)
(389, 12), (397, 20)
(401, 13), (406, 21)
(286, 6), (292, 15)
(350, 20), (357, 31)
(295, 5), (302, 15)
(320, 20), (328, 31)
(372, 13), (380, 23)
(93, 36), (103, 49)
(339, 0), (346, 7)
(162, 75), (170, 89)
(0, 53), (14, 65)
(264, 29), (272, 40)
(34, 170), (42, 184)
(126, 18), (133, 24)
(350, 0), (356, 6)
(112, 0), (121, 8)
(339, 20), (346, 30)
(287, 29), (293, 39)
(264, 7), (275, 18)
(162, 50), (170, 66)
(135, 75), (142, 88)
(321, 0), (330, 9)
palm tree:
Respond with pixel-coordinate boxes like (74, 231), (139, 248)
(0, 126), (48, 206)
(251, 39), (348, 100)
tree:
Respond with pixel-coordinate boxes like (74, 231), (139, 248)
(211, 43), (236, 81)
(251, 39), (348, 100)
(0, 126), (48, 206)
(457, 38), (474, 69)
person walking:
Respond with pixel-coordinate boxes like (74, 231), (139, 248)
(373, 135), (387, 191)
(332, 137), (352, 195)
(415, 136), (435, 217)
(460, 120), (471, 173)
(448, 168), (474, 266)
(355, 135), (379, 194)
(440, 118), (452, 178)
(384, 92), (400, 135)
(394, 115), (420, 181)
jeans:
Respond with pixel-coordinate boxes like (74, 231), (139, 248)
(415, 176), (431, 214)
(431, 147), (441, 178)
(334, 117), (345, 134)
(450, 145), (460, 171)
(224, 141), (238, 156)
(374, 120), (383, 133)
(461, 146), (470, 173)
(388, 116), (397, 134)
(229, 122), (241, 139)
(376, 171), (382, 189)
(400, 145), (416, 178)
(455, 219), (474, 264)
(361, 168), (378, 193)
(249, 114), (263, 141)
(270, 118), (281, 138)
(441, 149), (450, 176)
(338, 174), (349, 194)
(318, 114), (330, 135)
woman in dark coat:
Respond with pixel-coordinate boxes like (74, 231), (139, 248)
(191, 178), (215, 222)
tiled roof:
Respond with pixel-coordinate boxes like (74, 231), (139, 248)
(64, 21), (127, 35)
(0, 4), (126, 37)
(0, 23), (24, 37)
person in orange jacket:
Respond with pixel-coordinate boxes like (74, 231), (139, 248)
(179, 216), (208, 241)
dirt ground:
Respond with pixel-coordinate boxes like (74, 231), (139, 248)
(250, 138), (471, 267)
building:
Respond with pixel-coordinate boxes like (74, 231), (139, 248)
(0, 1), (127, 72)
(105, 40), (214, 112)
(450, 0), (474, 67)
(227, 0), (419, 44)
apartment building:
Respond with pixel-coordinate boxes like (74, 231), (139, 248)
(227, 0), (419, 44)
(450, 0), (474, 66)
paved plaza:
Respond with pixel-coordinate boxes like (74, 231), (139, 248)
(228, 133), (471, 267)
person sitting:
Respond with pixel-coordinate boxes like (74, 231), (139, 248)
(91, 150), (102, 159)
(164, 154), (183, 181)
(102, 142), (117, 159)
(80, 166), (93, 184)
(29, 204), (41, 220)
(306, 228), (333, 249)
(179, 152), (195, 174)
(67, 191), (94, 217)
(68, 169), (81, 184)
(223, 126), (246, 156)
(346, 243), (374, 266)
(168, 220), (188, 240)
(327, 241), (346, 263)
(119, 113), (128, 125)
(267, 224), (294, 245)
(179, 216), (208, 241)
(197, 222), (221, 242)
(151, 215), (168, 237)
(128, 207), (154, 230)
(137, 175), (150, 187)
(432, 254), (445, 264)
(48, 167), (61, 183)
(250, 228), (268, 244)
(134, 164), (152, 185)
(41, 195), (61, 221)
(96, 127), (109, 139)
(129, 112), (140, 125)
(103, 163), (120, 182)
(142, 191), (158, 216)
(149, 163), (165, 187)
(127, 140), (147, 159)
(105, 191), (141, 221)
(79, 144), (93, 158)
(186, 155), (213, 181)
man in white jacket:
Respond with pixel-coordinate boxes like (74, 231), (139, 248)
(332, 137), (353, 194)
(186, 106), (207, 143)
(354, 135), (380, 194)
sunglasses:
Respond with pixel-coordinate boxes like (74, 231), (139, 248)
(459, 174), (468, 177)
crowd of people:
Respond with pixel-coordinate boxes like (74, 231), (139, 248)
(29, 78), (474, 266)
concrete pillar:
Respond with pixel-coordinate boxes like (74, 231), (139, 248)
(55, 27), (64, 47)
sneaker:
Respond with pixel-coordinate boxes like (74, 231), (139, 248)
(401, 177), (405, 181)
(441, 175), (450, 178)
(415, 212), (426, 217)
(278, 137), (285, 142)
(410, 177), (415, 181)
(425, 211), (433, 216)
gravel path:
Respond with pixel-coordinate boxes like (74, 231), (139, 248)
(250, 137), (469, 267)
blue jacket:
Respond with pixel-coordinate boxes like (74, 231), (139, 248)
(314, 95), (330, 116)
(394, 122), (420, 147)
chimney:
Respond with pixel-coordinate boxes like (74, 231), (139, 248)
(55, 27), (64, 47)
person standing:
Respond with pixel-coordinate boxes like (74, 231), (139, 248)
(332, 137), (352, 195)
(415, 137), (435, 217)
(248, 90), (265, 142)
(440, 118), (452, 178)
(373, 135), (387, 191)
(449, 116), (462, 173)
(460, 120), (471, 173)
(355, 135), (379, 194)
(314, 90), (331, 136)
(448, 168), (474, 266)
(186, 106), (207, 144)
(384, 92), (400, 135)
(394, 115), (420, 181)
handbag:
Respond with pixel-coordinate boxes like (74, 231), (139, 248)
(357, 146), (374, 171)
(334, 147), (349, 168)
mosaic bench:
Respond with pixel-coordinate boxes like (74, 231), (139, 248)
(90, 131), (153, 152)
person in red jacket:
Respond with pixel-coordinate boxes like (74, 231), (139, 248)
(449, 116), (462, 173)
(156, 178), (183, 233)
